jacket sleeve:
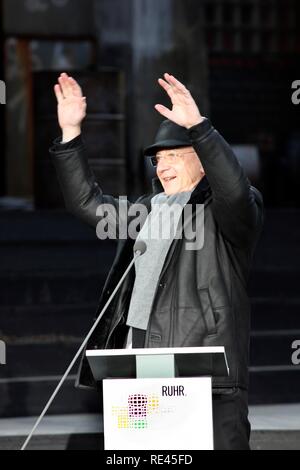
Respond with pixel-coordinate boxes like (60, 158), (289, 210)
(188, 118), (264, 248)
(49, 135), (131, 233)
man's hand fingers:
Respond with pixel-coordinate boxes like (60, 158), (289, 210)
(59, 73), (82, 98)
(154, 104), (172, 120)
(159, 75), (190, 102)
(68, 77), (83, 97)
(164, 73), (187, 91)
(158, 78), (176, 99)
(59, 73), (73, 98)
(54, 84), (64, 104)
(165, 74), (191, 99)
(156, 73), (202, 128)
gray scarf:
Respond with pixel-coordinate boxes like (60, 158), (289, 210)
(126, 190), (192, 333)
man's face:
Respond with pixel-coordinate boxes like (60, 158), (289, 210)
(155, 146), (205, 195)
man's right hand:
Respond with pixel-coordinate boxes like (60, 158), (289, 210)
(54, 72), (87, 142)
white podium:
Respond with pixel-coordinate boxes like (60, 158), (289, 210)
(86, 346), (228, 450)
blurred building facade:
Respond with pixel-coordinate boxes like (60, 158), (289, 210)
(1, 0), (299, 206)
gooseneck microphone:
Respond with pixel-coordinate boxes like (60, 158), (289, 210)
(133, 240), (147, 256)
(21, 240), (147, 451)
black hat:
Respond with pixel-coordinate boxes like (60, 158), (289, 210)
(144, 120), (191, 157)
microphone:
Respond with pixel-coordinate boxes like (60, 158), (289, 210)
(134, 240), (147, 256)
(21, 240), (147, 451)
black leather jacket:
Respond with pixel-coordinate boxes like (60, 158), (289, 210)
(50, 118), (264, 391)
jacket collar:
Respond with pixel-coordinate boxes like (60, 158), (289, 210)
(151, 175), (211, 203)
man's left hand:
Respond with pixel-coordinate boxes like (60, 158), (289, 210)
(155, 73), (204, 129)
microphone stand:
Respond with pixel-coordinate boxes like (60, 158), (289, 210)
(21, 242), (146, 451)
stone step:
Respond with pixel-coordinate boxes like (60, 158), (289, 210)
(0, 304), (97, 336)
(2, 342), (87, 378)
(0, 272), (104, 306)
(250, 298), (300, 330)
(250, 210), (300, 271)
(250, 330), (300, 366)
(248, 269), (300, 298)
(0, 378), (100, 419)
(249, 367), (300, 404)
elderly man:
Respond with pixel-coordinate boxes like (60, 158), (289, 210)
(50, 72), (263, 450)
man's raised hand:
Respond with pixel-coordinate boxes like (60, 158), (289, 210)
(155, 73), (204, 129)
(54, 73), (87, 142)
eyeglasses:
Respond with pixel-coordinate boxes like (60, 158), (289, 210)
(150, 150), (195, 167)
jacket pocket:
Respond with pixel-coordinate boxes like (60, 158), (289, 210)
(198, 288), (217, 336)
